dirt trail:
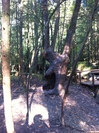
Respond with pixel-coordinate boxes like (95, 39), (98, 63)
(0, 79), (99, 133)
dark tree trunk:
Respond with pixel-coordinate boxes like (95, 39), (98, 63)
(19, 8), (24, 85)
(43, 0), (81, 97)
(62, 0), (82, 55)
(61, 0), (98, 126)
(41, 0), (49, 74)
(51, 0), (60, 50)
(42, 0), (49, 50)
(43, 49), (69, 96)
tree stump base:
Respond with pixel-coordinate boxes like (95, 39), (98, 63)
(43, 49), (69, 96)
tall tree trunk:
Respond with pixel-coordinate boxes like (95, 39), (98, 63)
(19, 9), (23, 77)
(43, 0), (81, 96)
(51, 0), (60, 50)
(41, 0), (49, 73)
(42, 0), (49, 50)
(62, 0), (82, 55)
(19, 1), (25, 86)
(16, 2), (19, 73)
(62, 0), (98, 126)
(1, 0), (15, 132)
(58, 1), (66, 53)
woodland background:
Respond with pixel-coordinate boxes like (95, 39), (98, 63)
(0, 0), (99, 133)
(0, 0), (99, 78)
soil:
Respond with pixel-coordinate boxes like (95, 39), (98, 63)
(0, 77), (99, 133)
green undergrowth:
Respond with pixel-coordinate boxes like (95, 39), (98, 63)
(77, 61), (99, 71)
(11, 73), (42, 81)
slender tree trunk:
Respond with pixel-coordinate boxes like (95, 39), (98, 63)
(58, 1), (66, 53)
(41, 0), (49, 73)
(51, 0), (60, 50)
(42, 0), (49, 50)
(61, 0), (98, 126)
(62, 0), (82, 55)
(43, 0), (81, 96)
(18, 1), (26, 87)
(19, 8), (24, 82)
(1, 0), (15, 132)
(16, 2), (19, 74)
(34, 0), (38, 48)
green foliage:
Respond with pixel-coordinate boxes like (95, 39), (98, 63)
(6, 0), (98, 74)
(77, 60), (99, 71)
(77, 62), (92, 71)
(32, 73), (42, 80)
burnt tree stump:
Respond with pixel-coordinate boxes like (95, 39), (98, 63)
(43, 49), (69, 96)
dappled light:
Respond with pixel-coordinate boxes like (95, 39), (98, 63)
(0, 0), (99, 132)
(66, 96), (77, 108)
(0, 104), (3, 110)
(12, 95), (27, 122)
(0, 77), (99, 132)
(79, 120), (88, 130)
(28, 104), (49, 127)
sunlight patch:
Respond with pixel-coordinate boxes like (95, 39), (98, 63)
(66, 97), (77, 107)
(12, 95), (27, 121)
(28, 104), (50, 127)
(79, 120), (88, 130)
(0, 104), (3, 110)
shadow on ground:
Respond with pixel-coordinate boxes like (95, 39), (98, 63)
(0, 78), (99, 133)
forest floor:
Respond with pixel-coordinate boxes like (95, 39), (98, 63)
(0, 76), (99, 133)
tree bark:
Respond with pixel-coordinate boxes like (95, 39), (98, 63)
(1, 0), (15, 132)
(43, 49), (69, 96)
(19, 4), (24, 85)
(61, 0), (98, 126)
(42, 0), (49, 50)
(51, 0), (60, 50)
(43, 0), (81, 97)
(62, 0), (82, 55)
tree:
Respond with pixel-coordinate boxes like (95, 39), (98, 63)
(51, 0), (60, 50)
(62, 0), (99, 126)
(43, 0), (81, 96)
(41, 0), (49, 50)
(1, 0), (15, 133)
(18, 0), (25, 86)
(62, 0), (82, 55)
